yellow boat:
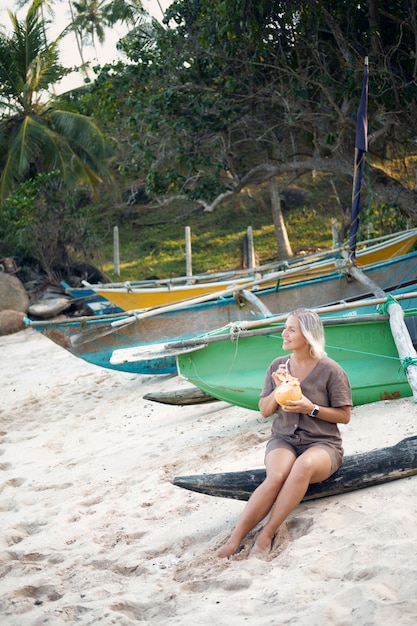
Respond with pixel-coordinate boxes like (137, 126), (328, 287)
(89, 228), (417, 311)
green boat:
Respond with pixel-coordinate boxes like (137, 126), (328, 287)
(176, 307), (417, 409)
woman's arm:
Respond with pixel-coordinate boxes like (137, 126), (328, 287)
(281, 398), (351, 424)
(258, 390), (280, 418)
(258, 363), (288, 418)
(307, 403), (351, 424)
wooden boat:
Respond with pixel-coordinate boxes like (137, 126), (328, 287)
(86, 229), (417, 310)
(175, 298), (417, 408)
(61, 282), (125, 316)
(25, 272), (417, 377)
(172, 436), (417, 501)
(108, 251), (417, 367)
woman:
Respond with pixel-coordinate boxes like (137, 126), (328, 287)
(217, 308), (352, 559)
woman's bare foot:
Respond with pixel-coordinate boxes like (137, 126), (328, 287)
(216, 539), (240, 558)
(249, 531), (275, 559)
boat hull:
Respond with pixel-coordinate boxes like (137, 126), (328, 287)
(26, 252), (417, 376)
(109, 253), (417, 369)
(177, 310), (417, 408)
(94, 230), (417, 310)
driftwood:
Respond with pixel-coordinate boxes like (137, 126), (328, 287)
(173, 436), (417, 502)
(143, 387), (219, 406)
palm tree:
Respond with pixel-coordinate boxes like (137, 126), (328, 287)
(71, 0), (144, 53)
(15, 0), (92, 80)
(0, 0), (112, 204)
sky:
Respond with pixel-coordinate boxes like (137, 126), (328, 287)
(0, 0), (172, 93)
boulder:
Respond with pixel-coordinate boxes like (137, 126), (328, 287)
(0, 310), (26, 335)
(0, 272), (29, 313)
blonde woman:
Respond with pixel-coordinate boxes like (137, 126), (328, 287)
(217, 308), (352, 559)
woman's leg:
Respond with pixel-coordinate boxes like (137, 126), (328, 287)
(252, 447), (332, 556)
(217, 448), (296, 558)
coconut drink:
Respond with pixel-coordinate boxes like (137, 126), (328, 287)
(274, 371), (302, 406)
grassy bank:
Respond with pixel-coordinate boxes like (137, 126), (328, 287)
(89, 171), (411, 282)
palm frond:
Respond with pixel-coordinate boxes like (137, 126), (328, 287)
(0, 2), (112, 204)
(49, 110), (112, 168)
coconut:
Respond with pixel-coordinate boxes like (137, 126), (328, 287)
(274, 373), (302, 406)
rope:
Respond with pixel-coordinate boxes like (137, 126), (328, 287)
(400, 356), (417, 376)
(323, 344), (405, 369)
(381, 261), (417, 291)
(376, 294), (399, 315)
(365, 160), (373, 210)
(241, 333), (406, 366)
(229, 322), (242, 342)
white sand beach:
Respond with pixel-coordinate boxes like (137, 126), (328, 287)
(1, 328), (416, 625)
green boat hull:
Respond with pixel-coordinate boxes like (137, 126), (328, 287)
(177, 312), (417, 409)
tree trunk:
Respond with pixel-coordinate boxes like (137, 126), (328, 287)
(173, 436), (417, 502)
(370, 167), (417, 219)
(269, 177), (293, 259)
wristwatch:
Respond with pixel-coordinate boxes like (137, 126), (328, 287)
(309, 404), (319, 417)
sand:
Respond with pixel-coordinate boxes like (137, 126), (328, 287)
(1, 328), (416, 625)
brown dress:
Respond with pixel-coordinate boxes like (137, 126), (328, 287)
(261, 355), (352, 474)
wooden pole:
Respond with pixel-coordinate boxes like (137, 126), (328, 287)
(246, 226), (255, 269)
(185, 226), (192, 280)
(113, 226), (120, 276)
(162, 291), (417, 350)
(331, 220), (340, 248)
(347, 262), (417, 402)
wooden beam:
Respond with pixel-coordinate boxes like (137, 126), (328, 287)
(347, 263), (417, 401)
(173, 436), (417, 501)
(143, 387), (219, 406)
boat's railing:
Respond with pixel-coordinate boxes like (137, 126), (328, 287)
(83, 227), (417, 291)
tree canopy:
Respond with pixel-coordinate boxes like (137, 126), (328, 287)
(86, 0), (417, 219)
(1, 0), (416, 275)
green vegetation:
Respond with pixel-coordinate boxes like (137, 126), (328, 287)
(88, 171), (411, 282)
(1, 1), (416, 284)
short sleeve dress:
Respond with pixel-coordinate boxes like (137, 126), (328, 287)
(261, 355), (352, 473)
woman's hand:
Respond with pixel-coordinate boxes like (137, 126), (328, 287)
(280, 393), (312, 414)
(271, 364), (287, 386)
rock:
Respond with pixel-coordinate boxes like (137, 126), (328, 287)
(28, 297), (73, 319)
(0, 272), (29, 313)
(0, 310), (26, 335)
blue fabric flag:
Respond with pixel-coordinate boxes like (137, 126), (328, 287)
(349, 59), (369, 261)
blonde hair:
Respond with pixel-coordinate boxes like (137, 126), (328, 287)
(291, 308), (327, 359)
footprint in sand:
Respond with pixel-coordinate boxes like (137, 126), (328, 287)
(1, 477), (26, 489)
(5, 520), (49, 546)
(12, 583), (63, 602)
(110, 598), (176, 622)
(179, 576), (252, 593)
(286, 515), (314, 539)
